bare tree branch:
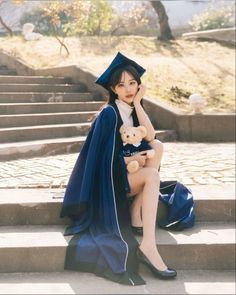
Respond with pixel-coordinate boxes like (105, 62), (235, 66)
(51, 23), (70, 56)
(0, 15), (13, 36)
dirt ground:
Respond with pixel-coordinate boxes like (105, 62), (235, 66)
(0, 35), (235, 113)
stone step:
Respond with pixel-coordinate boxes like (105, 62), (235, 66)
(0, 185), (234, 225)
(0, 270), (234, 294)
(0, 123), (91, 143)
(0, 130), (177, 160)
(0, 101), (104, 114)
(0, 222), (234, 272)
(0, 186), (235, 225)
(0, 75), (72, 84)
(0, 92), (95, 103)
(0, 111), (97, 128)
(0, 69), (16, 75)
(0, 136), (86, 161)
(0, 84), (86, 93)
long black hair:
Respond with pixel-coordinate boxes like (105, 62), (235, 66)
(107, 65), (142, 104)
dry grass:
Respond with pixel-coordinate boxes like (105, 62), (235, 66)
(0, 35), (235, 113)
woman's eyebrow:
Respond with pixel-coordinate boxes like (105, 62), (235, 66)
(119, 79), (135, 83)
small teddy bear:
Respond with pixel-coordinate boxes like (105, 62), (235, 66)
(119, 124), (155, 173)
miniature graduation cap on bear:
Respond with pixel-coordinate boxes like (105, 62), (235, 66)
(95, 52), (146, 90)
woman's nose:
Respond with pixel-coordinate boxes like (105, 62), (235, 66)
(125, 85), (131, 92)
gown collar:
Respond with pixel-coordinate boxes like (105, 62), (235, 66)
(115, 99), (134, 118)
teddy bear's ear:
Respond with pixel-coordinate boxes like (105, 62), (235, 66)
(138, 125), (147, 137)
(119, 124), (127, 134)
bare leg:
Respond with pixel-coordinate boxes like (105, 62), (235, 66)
(129, 140), (164, 227)
(146, 139), (164, 170)
(128, 167), (167, 271)
(130, 191), (142, 227)
(139, 170), (167, 270)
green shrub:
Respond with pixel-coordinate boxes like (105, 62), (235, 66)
(72, 0), (113, 36)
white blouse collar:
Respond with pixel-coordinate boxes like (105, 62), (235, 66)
(115, 99), (134, 117)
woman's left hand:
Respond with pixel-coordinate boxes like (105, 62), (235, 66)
(133, 84), (146, 105)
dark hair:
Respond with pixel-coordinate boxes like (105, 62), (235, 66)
(107, 65), (141, 104)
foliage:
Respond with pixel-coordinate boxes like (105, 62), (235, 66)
(189, 2), (235, 31)
(20, 10), (53, 35)
(71, 0), (113, 35)
(20, 0), (113, 36)
(110, 1), (153, 35)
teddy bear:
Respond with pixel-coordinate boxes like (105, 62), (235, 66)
(119, 124), (155, 173)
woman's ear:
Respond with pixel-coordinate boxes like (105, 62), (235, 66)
(110, 86), (116, 94)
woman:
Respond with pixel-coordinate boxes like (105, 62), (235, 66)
(60, 52), (194, 285)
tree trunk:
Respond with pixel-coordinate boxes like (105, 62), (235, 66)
(0, 16), (13, 36)
(150, 1), (174, 41)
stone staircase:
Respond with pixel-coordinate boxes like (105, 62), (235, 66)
(0, 67), (177, 161)
(0, 185), (235, 294)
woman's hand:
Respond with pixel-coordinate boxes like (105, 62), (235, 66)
(133, 84), (146, 106)
(124, 151), (147, 168)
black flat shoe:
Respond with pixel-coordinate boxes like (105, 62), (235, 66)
(136, 247), (177, 280)
(131, 226), (143, 236)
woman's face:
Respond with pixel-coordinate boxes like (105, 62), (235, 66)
(112, 71), (139, 105)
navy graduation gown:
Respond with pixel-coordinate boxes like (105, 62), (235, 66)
(60, 101), (195, 285)
(60, 103), (145, 285)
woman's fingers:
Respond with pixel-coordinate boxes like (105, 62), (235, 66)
(139, 151), (147, 156)
(138, 155), (146, 167)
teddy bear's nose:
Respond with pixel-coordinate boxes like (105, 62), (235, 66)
(126, 135), (130, 138)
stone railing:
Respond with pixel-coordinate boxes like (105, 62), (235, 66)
(182, 27), (236, 44)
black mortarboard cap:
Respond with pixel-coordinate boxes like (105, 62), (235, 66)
(95, 52), (146, 90)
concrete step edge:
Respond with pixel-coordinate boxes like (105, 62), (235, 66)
(0, 222), (235, 247)
(0, 131), (176, 160)
(0, 191), (234, 224)
(0, 222), (234, 271)
(0, 122), (92, 132)
(0, 75), (70, 79)
(0, 188), (234, 203)
(0, 92), (95, 103)
(0, 101), (103, 106)
(0, 136), (86, 161)
(0, 111), (98, 118)
(0, 270), (235, 295)
(0, 129), (175, 147)
(0, 83), (79, 86)
(0, 135), (86, 148)
(0, 92), (93, 95)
